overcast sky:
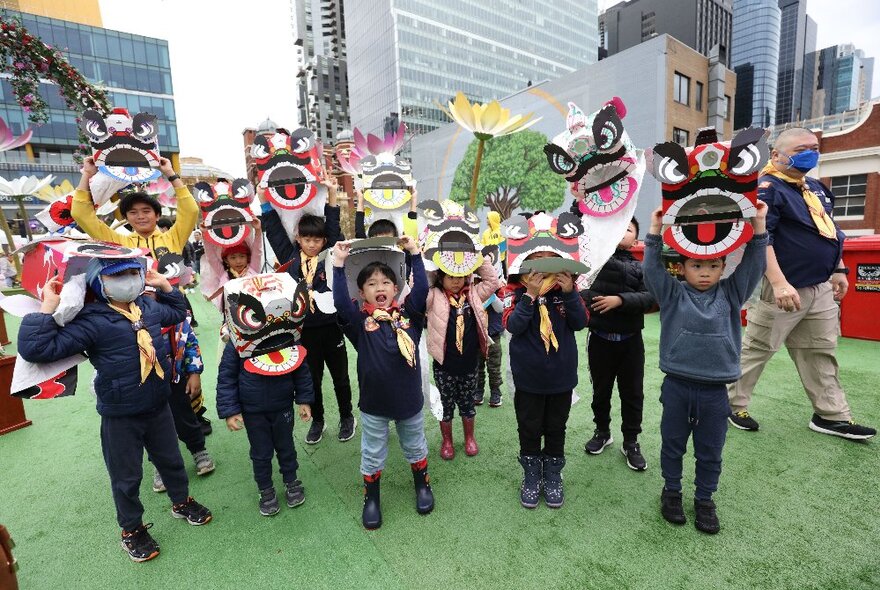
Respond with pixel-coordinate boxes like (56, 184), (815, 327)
(101, 0), (879, 178)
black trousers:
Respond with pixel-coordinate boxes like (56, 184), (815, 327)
(167, 376), (206, 454)
(513, 389), (573, 457)
(242, 409), (299, 490)
(100, 404), (189, 531)
(301, 324), (353, 423)
(587, 332), (645, 442)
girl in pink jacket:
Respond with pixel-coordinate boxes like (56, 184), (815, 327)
(426, 258), (501, 459)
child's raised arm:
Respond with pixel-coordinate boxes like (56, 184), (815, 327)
(331, 242), (361, 329)
(642, 207), (680, 306)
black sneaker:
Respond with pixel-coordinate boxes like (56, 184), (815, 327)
(488, 389), (502, 407)
(694, 499), (720, 534)
(585, 430), (613, 454)
(305, 421), (325, 444)
(171, 497), (212, 525)
(473, 391), (485, 406)
(285, 480), (305, 508)
(729, 411), (759, 431)
(259, 488), (280, 516)
(121, 523), (159, 562)
(809, 414), (876, 440)
(660, 488), (686, 525)
(621, 441), (647, 471)
(338, 416), (357, 442)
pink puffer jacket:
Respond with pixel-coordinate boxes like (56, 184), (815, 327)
(425, 258), (502, 366)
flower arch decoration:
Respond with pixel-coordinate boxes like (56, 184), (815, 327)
(0, 15), (111, 161)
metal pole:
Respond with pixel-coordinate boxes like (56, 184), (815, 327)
(0, 205), (22, 277)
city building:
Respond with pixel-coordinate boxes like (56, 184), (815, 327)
(293, 0), (350, 145)
(179, 157), (234, 186)
(344, 0), (598, 139)
(730, 0), (780, 129)
(411, 34), (736, 228)
(0, 3), (179, 217)
(806, 44), (875, 118)
(600, 0), (732, 67)
(775, 0), (816, 125)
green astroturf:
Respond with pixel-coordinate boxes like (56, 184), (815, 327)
(1, 295), (878, 590)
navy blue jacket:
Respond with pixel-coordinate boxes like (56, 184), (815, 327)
(580, 248), (656, 334)
(261, 202), (343, 328)
(215, 341), (315, 418)
(486, 299), (503, 338)
(502, 285), (589, 394)
(643, 232), (768, 384)
(18, 290), (186, 417)
(760, 173), (845, 288)
(333, 254), (428, 420)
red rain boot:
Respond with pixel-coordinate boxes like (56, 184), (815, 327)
(439, 420), (455, 460)
(462, 416), (479, 457)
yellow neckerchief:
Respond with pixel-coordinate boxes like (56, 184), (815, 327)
(762, 163), (837, 240)
(446, 288), (469, 354)
(528, 274), (560, 354)
(300, 251), (318, 311)
(363, 301), (417, 368)
(109, 301), (164, 384)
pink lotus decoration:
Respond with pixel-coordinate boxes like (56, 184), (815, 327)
(336, 122), (407, 175)
(0, 117), (32, 152)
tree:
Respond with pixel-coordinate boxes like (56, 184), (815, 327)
(450, 130), (567, 218)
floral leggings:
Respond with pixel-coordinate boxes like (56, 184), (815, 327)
(433, 365), (478, 422)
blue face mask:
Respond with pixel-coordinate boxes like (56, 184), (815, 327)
(783, 149), (820, 172)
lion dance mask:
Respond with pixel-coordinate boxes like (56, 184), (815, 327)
(648, 126), (768, 259)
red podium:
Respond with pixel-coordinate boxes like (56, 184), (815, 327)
(0, 307), (31, 435)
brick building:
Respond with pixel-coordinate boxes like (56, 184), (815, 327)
(815, 101), (880, 236)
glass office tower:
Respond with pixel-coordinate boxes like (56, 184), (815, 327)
(731, 0), (780, 128)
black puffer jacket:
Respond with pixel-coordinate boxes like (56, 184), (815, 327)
(580, 249), (655, 334)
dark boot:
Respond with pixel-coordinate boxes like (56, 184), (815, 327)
(462, 416), (479, 456)
(362, 472), (382, 530)
(410, 458), (435, 514)
(518, 455), (543, 509)
(439, 420), (455, 460)
(542, 455), (566, 508)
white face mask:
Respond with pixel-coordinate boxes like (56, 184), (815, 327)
(102, 273), (144, 303)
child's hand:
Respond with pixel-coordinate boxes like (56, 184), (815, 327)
(332, 241), (351, 267)
(409, 187), (419, 212)
(159, 157), (176, 179)
(591, 295), (623, 314)
(355, 188), (365, 211)
(40, 276), (63, 313)
(251, 217), (262, 232)
(649, 207), (663, 235)
(751, 199), (768, 233)
(186, 373), (202, 400)
(556, 271), (574, 293)
(398, 235), (420, 255)
(145, 269), (172, 293)
(226, 414), (244, 431)
(81, 156), (98, 178)
(320, 174), (338, 206)
(298, 404), (312, 421)
(525, 272), (544, 299)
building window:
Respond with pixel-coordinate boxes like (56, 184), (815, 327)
(830, 174), (867, 218)
(695, 81), (704, 111)
(724, 95), (732, 120)
(673, 127), (689, 145)
(674, 72), (690, 105)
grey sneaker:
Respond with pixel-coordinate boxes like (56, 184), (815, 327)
(305, 421), (326, 444)
(193, 450), (215, 476)
(488, 389), (502, 407)
(285, 480), (306, 508)
(259, 488), (280, 516)
(152, 468), (166, 493)
(338, 416), (357, 442)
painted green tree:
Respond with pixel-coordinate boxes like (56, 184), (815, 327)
(450, 130), (567, 219)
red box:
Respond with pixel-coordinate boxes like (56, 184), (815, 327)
(841, 235), (880, 341)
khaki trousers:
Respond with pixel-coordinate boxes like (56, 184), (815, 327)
(727, 279), (852, 420)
